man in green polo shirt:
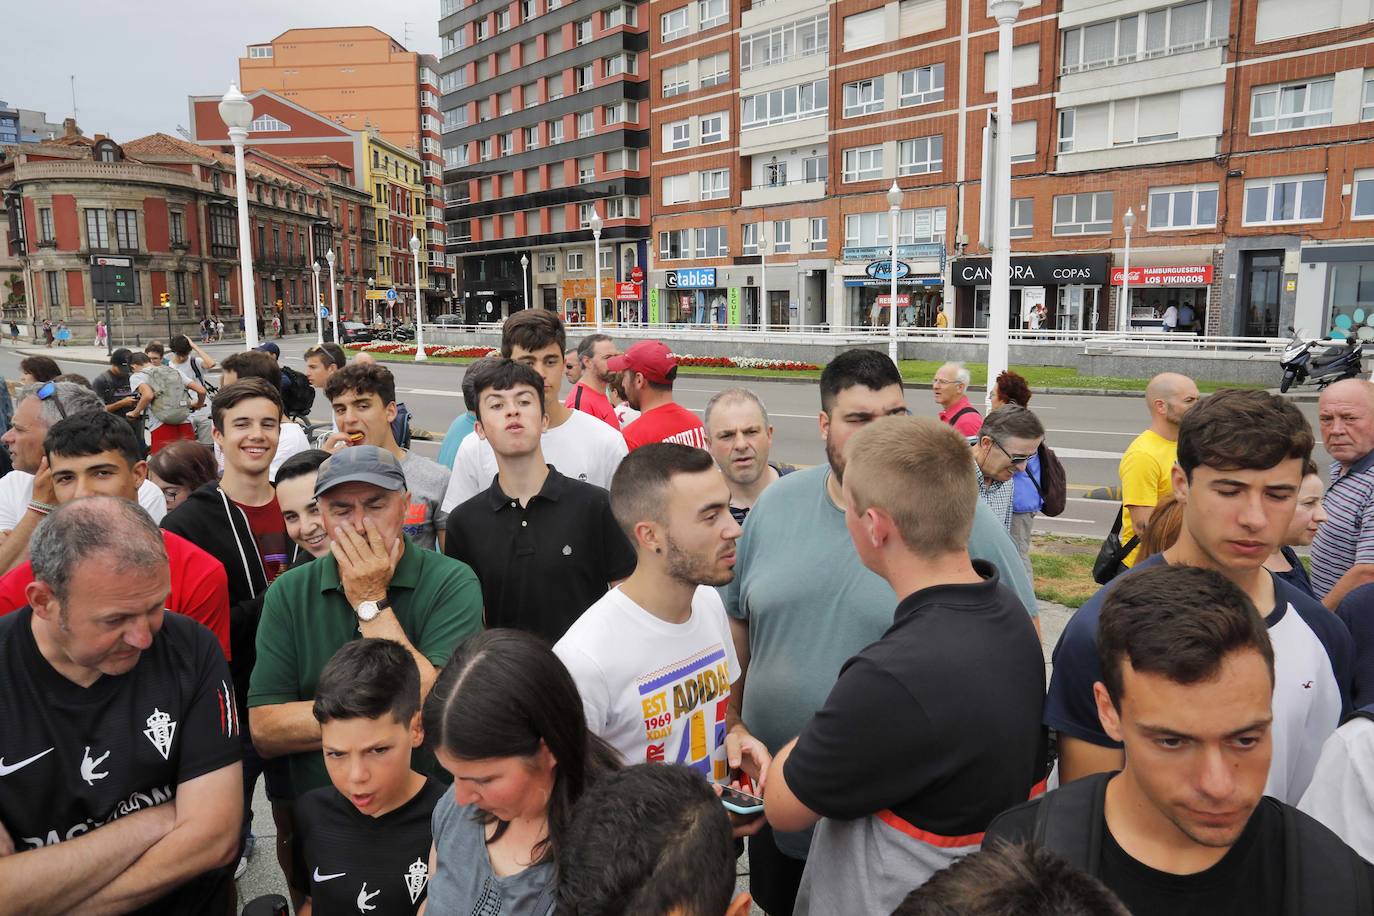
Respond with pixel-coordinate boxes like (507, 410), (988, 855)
(248, 445), (482, 795)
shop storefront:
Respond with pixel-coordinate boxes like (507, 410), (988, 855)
(951, 255), (1109, 331)
(836, 243), (946, 329)
(1294, 244), (1374, 341)
(1110, 265), (1213, 333)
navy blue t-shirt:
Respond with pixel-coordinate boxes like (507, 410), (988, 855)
(1336, 583), (1374, 709)
(1044, 554), (1354, 804)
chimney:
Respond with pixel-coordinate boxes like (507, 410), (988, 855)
(62, 117), (81, 138)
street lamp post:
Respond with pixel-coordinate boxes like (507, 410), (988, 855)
(590, 208), (603, 330)
(521, 253), (529, 313)
(326, 248), (339, 342)
(311, 260), (323, 344)
(758, 229), (769, 331)
(218, 83), (259, 349)
(367, 277), (375, 325)
(986, 0), (1023, 407)
(411, 234), (426, 362)
(887, 182), (902, 364)
(1120, 207), (1136, 334)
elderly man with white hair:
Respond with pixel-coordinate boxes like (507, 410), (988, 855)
(934, 362), (983, 441)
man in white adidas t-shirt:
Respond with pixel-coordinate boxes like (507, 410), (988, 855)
(555, 443), (770, 799)
(441, 309), (626, 512)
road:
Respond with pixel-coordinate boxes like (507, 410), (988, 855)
(0, 333), (1328, 543)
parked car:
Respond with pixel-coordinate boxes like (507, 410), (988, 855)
(339, 321), (373, 345)
(434, 313), (467, 327)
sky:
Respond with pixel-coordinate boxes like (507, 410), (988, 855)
(1, 1), (440, 141)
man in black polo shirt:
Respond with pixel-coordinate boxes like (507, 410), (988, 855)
(764, 416), (1045, 915)
(0, 496), (242, 913)
(445, 358), (636, 642)
(93, 347), (139, 433)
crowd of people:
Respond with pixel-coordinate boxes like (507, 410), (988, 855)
(0, 316), (1372, 916)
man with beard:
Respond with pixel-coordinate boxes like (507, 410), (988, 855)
(565, 333), (621, 429)
(611, 340), (708, 451)
(721, 348), (1038, 915)
(1116, 372), (1199, 569)
(554, 444), (770, 820)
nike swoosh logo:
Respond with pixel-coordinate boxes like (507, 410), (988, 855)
(0, 748), (54, 776)
(313, 868), (346, 882)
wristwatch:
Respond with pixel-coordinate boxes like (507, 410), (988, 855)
(354, 598), (390, 623)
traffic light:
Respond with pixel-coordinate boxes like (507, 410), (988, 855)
(158, 292), (169, 308)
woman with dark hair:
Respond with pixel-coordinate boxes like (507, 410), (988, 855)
(147, 440), (219, 513)
(18, 355), (61, 385)
(991, 370), (1041, 579)
(422, 629), (619, 915)
(1264, 460), (1327, 597)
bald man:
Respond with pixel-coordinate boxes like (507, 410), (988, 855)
(1311, 379), (1374, 607)
(1116, 372), (1199, 567)
(352, 352), (376, 366)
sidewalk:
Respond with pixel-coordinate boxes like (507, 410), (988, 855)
(11, 334), (318, 368)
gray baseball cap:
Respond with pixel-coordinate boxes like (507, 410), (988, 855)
(314, 445), (407, 497)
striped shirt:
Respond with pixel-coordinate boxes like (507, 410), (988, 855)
(1311, 452), (1374, 598)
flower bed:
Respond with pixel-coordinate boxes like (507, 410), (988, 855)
(352, 342), (496, 358)
(671, 353), (820, 371)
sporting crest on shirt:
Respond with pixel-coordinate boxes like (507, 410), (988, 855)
(404, 856), (430, 904)
(143, 708), (177, 760)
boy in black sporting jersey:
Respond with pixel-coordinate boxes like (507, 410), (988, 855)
(291, 638), (444, 916)
(0, 497), (242, 913)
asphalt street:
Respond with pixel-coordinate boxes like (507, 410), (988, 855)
(0, 333), (1330, 543)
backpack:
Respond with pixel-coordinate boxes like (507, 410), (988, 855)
(392, 402), (412, 450)
(145, 365), (191, 425)
(1023, 773), (1372, 915)
(279, 366), (315, 417)
(1028, 442), (1067, 517)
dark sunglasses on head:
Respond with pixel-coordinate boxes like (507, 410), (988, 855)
(36, 381), (66, 420)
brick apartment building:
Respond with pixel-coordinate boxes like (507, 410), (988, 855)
(437, 0), (651, 324)
(0, 129), (375, 339)
(644, 0), (1374, 338)
(238, 27), (454, 314)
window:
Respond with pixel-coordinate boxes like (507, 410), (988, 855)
(575, 64), (594, 91)
(1243, 175), (1326, 225)
(899, 63), (944, 107)
(1061, 0), (1226, 73)
(699, 112), (725, 144)
(547, 75), (564, 100)
(540, 254), (556, 272)
(500, 132), (514, 155)
(479, 138), (493, 161)
(1010, 198), (1033, 239)
(695, 226), (727, 258)
(662, 174), (691, 205)
(496, 8), (511, 31)
(440, 70), (467, 92)
(248, 45), (273, 59)
(1250, 78), (1334, 134)
(698, 0), (728, 30)
(475, 18), (489, 40)
(442, 30), (466, 55)
(740, 15), (828, 71)
(898, 136), (942, 175)
(699, 52), (730, 88)
(1053, 191), (1114, 234)
(664, 119), (691, 151)
(1357, 170), (1374, 220)
(773, 220), (792, 253)
(599, 248), (615, 271)
(763, 159), (788, 186)
(1057, 109), (1076, 152)
(843, 79), (885, 117)
(170, 210), (185, 244)
(700, 169), (729, 200)
(44, 271), (60, 307)
(578, 203), (596, 227)
(662, 7), (689, 41)
(112, 209), (138, 250)
(843, 8), (885, 51)
(498, 91), (513, 116)
(250, 115), (289, 132)
(567, 251), (585, 271)
(844, 207), (947, 246)
(604, 4), (635, 27)
(606, 197), (639, 219)
(742, 223), (759, 255)
(741, 79), (828, 130)
(804, 154), (827, 183)
(522, 0), (537, 21)
(578, 157), (596, 183)
(174, 272), (188, 305)
(983, 43), (1040, 93)
(38, 207), (53, 243)
(576, 17), (593, 44)
(663, 63), (690, 97)
(607, 148), (640, 171)
(660, 229), (691, 259)
(524, 126), (540, 149)
(842, 145), (884, 183)
(1148, 183), (1218, 229)
(578, 110), (596, 137)
(1010, 121), (1037, 163)
(1364, 73), (1374, 121)
(548, 119), (565, 144)
(809, 216), (828, 250)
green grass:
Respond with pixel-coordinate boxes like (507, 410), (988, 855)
(347, 349), (1261, 392)
(1030, 536), (1101, 609)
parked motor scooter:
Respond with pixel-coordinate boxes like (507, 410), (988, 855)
(1279, 327), (1364, 393)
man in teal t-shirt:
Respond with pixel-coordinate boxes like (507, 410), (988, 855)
(720, 349), (1037, 915)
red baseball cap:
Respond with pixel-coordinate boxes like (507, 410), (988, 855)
(607, 339), (676, 385)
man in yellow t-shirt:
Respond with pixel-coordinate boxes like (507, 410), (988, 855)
(1118, 373), (1200, 566)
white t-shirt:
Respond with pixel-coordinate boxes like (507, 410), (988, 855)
(1299, 716), (1374, 863)
(213, 421), (310, 481)
(440, 408), (627, 512)
(0, 471), (167, 528)
(554, 585), (741, 779)
(614, 403), (640, 427)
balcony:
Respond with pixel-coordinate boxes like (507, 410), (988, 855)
(1058, 44), (1225, 106)
(742, 177), (826, 208)
(738, 115), (827, 157)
